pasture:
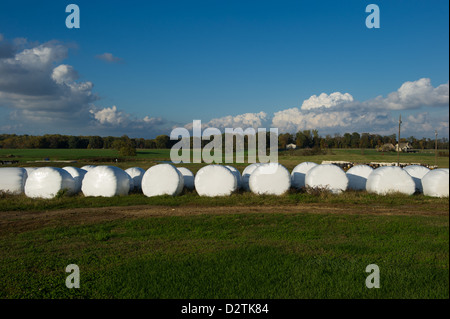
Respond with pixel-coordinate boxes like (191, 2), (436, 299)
(0, 148), (448, 299)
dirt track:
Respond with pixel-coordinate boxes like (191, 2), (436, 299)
(0, 203), (448, 235)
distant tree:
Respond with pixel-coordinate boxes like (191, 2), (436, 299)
(119, 145), (137, 156)
(88, 136), (104, 149)
(155, 135), (170, 149)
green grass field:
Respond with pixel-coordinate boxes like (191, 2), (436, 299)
(0, 208), (448, 299)
(0, 148), (448, 299)
(0, 147), (448, 172)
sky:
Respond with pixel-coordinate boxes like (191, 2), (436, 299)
(0, 0), (448, 139)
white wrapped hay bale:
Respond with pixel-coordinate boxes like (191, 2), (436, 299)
(125, 167), (145, 191)
(62, 166), (87, 194)
(176, 167), (195, 190)
(81, 166), (130, 197)
(403, 165), (430, 193)
(305, 164), (348, 194)
(249, 163), (291, 195)
(225, 165), (242, 189)
(25, 167), (76, 199)
(291, 162), (318, 189)
(422, 169), (449, 198)
(24, 167), (38, 175)
(81, 165), (96, 172)
(0, 167), (28, 195)
(141, 164), (184, 197)
(194, 165), (237, 197)
(242, 163), (263, 191)
(346, 165), (374, 191)
(366, 166), (415, 196)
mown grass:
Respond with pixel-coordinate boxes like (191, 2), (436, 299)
(0, 190), (448, 212)
(0, 212), (448, 298)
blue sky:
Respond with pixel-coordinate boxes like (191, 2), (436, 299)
(0, 0), (448, 138)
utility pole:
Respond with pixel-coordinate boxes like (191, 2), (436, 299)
(397, 115), (402, 166)
(435, 130), (438, 167)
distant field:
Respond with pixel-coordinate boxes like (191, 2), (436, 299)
(0, 148), (448, 172)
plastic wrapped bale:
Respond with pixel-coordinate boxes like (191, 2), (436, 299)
(62, 166), (87, 194)
(249, 163), (291, 195)
(81, 166), (130, 197)
(0, 167), (28, 195)
(305, 164), (348, 194)
(403, 165), (430, 193)
(225, 165), (242, 189)
(25, 167), (76, 199)
(366, 166), (415, 196)
(24, 167), (38, 175)
(81, 165), (96, 172)
(346, 165), (374, 191)
(127, 175), (135, 193)
(141, 164), (184, 197)
(176, 167), (195, 190)
(291, 162), (318, 190)
(195, 165), (237, 197)
(422, 169), (449, 198)
(241, 163), (263, 191)
(125, 167), (145, 191)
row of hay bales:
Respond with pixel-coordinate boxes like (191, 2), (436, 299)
(0, 163), (448, 199)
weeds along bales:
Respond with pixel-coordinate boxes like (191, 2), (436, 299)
(0, 167), (28, 195)
(225, 165), (242, 189)
(81, 166), (130, 197)
(176, 167), (195, 190)
(403, 165), (430, 193)
(25, 167), (76, 199)
(241, 163), (263, 191)
(346, 165), (374, 191)
(421, 169), (449, 198)
(291, 162), (318, 190)
(62, 166), (87, 193)
(366, 166), (415, 196)
(305, 164), (349, 194)
(194, 165), (237, 197)
(249, 163), (291, 195)
(125, 167), (145, 191)
(141, 164), (184, 197)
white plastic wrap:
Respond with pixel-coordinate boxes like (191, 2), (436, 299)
(81, 165), (96, 172)
(0, 167), (28, 195)
(422, 169), (449, 198)
(194, 165), (237, 197)
(25, 167), (76, 199)
(305, 164), (348, 194)
(62, 166), (87, 194)
(346, 165), (374, 191)
(249, 163), (291, 195)
(24, 167), (38, 175)
(225, 165), (242, 189)
(81, 166), (130, 197)
(176, 167), (195, 190)
(291, 162), (318, 189)
(403, 165), (430, 193)
(125, 167), (145, 191)
(366, 166), (415, 195)
(141, 164), (184, 197)
(241, 163), (263, 191)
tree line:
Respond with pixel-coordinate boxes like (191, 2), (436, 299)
(0, 131), (448, 153)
